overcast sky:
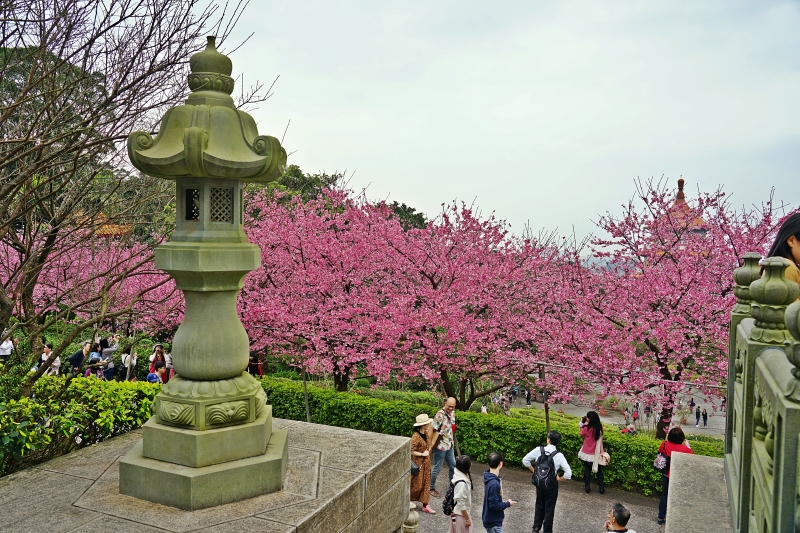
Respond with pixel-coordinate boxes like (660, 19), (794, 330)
(229, 0), (800, 239)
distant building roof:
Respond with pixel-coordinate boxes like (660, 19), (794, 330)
(670, 178), (707, 232)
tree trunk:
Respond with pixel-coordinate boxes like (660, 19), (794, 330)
(332, 363), (350, 392)
(655, 399), (674, 440)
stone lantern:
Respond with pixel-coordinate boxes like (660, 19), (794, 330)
(119, 36), (288, 510)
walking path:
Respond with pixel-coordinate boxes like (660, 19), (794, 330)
(507, 386), (726, 438)
(418, 461), (662, 533)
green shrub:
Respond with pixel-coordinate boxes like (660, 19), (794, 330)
(0, 376), (158, 477)
(261, 377), (722, 496)
(350, 387), (441, 406)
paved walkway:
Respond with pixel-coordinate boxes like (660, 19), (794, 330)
(418, 461), (662, 533)
(507, 386), (726, 438)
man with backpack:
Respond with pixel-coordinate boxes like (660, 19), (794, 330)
(522, 430), (572, 533)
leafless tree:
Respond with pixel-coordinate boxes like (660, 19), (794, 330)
(0, 0), (265, 396)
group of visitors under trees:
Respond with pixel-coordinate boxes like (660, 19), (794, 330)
(411, 398), (694, 531)
(17, 335), (174, 384)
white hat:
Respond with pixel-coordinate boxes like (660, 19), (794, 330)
(413, 413), (433, 427)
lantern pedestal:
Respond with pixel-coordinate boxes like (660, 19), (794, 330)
(119, 428), (287, 511)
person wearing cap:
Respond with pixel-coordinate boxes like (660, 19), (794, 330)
(411, 413), (436, 514)
(146, 361), (166, 384)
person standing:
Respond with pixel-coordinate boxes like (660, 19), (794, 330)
(121, 345), (138, 381)
(40, 343), (60, 376)
(721, 396), (726, 412)
(0, 334), (14, 366)
(688, 397), (695, 414)
(579, 411), (606, 494)
(429, 397), (457, 498)
(68, 341), (91, 375)
(410, 414), (436, 514)
(523, 430), (572, 533)
(525, 389), (532, 406)
(695, 406), (701, 427)
(657, 427), (693, 525)
(99, 336), (119, 381)
(448, 455), (474, 533)
(149, 344), (170, 383)
(482, 452), (517, 533)
(702, 409), (708, 427)
(604, 503), (636, 532)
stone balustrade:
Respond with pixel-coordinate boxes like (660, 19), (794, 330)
(726, 253), (800, 533)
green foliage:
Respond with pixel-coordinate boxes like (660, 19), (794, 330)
(349, 386), (441, 406)
(261, 378), (723, 496)
(389, 201), (427, 230)
(0, 376), (158, 477)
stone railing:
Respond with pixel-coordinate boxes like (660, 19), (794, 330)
(726, 254), (800, 533)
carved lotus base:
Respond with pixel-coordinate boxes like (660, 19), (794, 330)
(153, 371), (266, 430)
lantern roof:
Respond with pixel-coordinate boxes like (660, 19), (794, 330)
(127, 36), (286, 182)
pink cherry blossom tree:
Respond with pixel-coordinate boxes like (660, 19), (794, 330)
(547, 178), (779, 438)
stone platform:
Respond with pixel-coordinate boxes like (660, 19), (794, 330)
(0, 418), (411, 533)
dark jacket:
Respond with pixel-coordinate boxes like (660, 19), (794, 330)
(68, 349), (85, 370)
(482, 470), (510, 528)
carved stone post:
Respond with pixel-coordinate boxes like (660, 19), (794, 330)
(727, 256), (798, 533)
(726, 253), (761, 533)
(402, 503), (419, 533)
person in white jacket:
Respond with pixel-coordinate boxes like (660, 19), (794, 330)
(449, 455), (474, 533)
(522, 431), (572, 533)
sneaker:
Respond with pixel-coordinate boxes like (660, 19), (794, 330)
(421, 504), (437, 514)
(430, 489), (441, 498)
(657, 518), (666, 525)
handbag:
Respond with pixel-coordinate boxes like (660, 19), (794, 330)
(592, 436), (610, 472)
(410, 460), (420, 476)
(653, 442), (670, 474)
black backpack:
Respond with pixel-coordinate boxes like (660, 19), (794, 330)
(442, 479), (466, 515)
(531, 446), (558, 490)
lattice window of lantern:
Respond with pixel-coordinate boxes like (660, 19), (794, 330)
(185, 189), (200, 221)
(210, 187), (233, 222)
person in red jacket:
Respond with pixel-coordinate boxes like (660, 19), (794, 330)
(657, 427), (693, 525)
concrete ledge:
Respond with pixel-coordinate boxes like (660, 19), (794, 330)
(666, 452), (733, 533)
(0, 418), (411, 532)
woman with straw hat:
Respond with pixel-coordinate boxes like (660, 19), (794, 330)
(411, 413), (436, 514)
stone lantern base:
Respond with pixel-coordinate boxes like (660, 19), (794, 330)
(119, 406), (287, 510)
(118, 371), (287, 510)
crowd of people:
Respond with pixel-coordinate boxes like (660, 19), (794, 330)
(4, 334), (176, 384)
(411, 398), (703, 531)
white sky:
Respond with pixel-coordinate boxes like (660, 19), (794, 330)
(229, 0), (800, 239)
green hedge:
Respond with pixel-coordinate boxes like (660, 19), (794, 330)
(0, 376), (157, 476)
(262, 378), (723, 496)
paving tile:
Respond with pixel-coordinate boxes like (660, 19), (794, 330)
(272, 418), (302, 431)
(283, 447), (320, 498)
(0, 468), (99, 532)
(284, 422), (409, 475)
(38, 430), (142, 480)
(69, 515), (164, 532)
(256, 470), (364, 533)
(74, 460), (310, 532)
(192, 517), (296, 533)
